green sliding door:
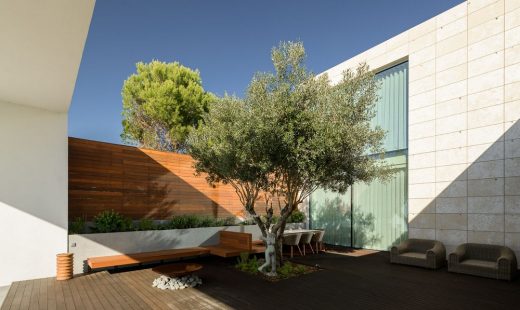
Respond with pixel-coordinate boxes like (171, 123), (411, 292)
(310, 62), (408, 251)
(352, 152), (408, 250)
(310, 187), (352, 247)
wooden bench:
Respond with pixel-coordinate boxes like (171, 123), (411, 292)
(204, 231), (265, 257)
(87, 247), (210, 270)
(86, 232), (266, 271)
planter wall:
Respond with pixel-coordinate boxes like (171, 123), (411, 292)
(286, 222), (307, 230)
(68, 225), (261, 274)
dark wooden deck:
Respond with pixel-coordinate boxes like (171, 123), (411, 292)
(2, 251), (520, 310)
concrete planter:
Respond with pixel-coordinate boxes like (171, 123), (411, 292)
(68, 225), (261, 274)
(286, 222), (307, 230)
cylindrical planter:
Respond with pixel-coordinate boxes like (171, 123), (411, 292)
(56, 253), (73, 280)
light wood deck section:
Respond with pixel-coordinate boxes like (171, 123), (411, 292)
(1, 269), (230, 310)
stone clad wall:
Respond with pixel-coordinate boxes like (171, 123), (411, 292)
(321, 0), (520, 261)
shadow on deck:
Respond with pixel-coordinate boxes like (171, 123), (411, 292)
(2, 251), (519, 310)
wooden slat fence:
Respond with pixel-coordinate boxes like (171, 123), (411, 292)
(68, 137), (260, 220)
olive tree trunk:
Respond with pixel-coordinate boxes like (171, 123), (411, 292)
(257, 205), (294, 276)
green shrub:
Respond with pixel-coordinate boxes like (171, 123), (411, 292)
(235, 253), (259, 274)
(287, 210), (305, 223)
(167, 215), (202, 229)
(136, 218), (156, 231)
(198, 217), (215, 227)
(235, 254), (308, 279)
(156, 222), (169, 230)
(210, 216), (235, 227)
(92, 210), (133, 233)
(86, 212), (246, 233)
(240, 218), (256, 225)
(277, 262), (307, 278)
(69, 217), (86, 234)
(260, 214), (279, 224)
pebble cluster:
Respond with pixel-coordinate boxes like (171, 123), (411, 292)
(152, 275), (202, 290)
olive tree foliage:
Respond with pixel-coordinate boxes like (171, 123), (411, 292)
(188, 41), (392, 271)
(187, 96), (273, 237)
(121, 60), (215, 152)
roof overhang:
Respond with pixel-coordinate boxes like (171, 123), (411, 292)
(0, 0), (95, 112)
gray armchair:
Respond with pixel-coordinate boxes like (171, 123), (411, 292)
(390, 239), (446, 269)
(448, 243), (518, 281)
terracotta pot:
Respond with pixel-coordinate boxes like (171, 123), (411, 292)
(56, 253), (73, 281)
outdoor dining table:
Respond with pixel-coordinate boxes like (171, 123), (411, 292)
(283, 229), (320, 236)
(282, 229), (320, 256)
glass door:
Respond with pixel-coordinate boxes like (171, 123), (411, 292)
(309, 187), (352, 247)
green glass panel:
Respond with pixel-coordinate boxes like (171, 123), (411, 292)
(309, 188), (352, 247)
(372, 62), (408, 153)
(309, 62), (408, 250)
(352, 152), (408, 250)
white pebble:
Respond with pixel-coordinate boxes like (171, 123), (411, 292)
(152, 274), (202, 290)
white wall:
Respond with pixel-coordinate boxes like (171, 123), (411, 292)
(0, 101), (68, 286)
(0, 0), (94, 286)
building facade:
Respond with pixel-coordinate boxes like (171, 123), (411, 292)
(0, 1), (94, 286)
(310, 62), (409, 250)
(310, 0), (520, 261)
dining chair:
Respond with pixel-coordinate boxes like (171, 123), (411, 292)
(311, 230), (325, 253)
(299, 232), (315, 255)
(282, 233), (302, 258)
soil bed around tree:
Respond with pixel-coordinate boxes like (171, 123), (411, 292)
(233, 253), (320, 282)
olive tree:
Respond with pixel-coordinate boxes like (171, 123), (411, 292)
(188, 95), (273, 236)
(188, 42), (391, 275)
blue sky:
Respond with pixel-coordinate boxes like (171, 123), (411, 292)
(69, 0), (464, 144)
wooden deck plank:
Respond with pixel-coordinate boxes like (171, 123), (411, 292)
(66, 276), (91, 310)
(111, 272), (157, 310)
(89, 272), (122, 310)
(117, 273), (167, 309)
(27, 279), (41, 310)
(94, 272), (132, 310)
(37, 278), (48, 310)
(53, 278), (66, 310)
(58, 280), (76, 310)
(72, 275), (97, 310)
(46, 278), (56, 310)
(103, 272), (146, 310)
(125, 270), (171, 309)
(192, 290), (232, 310)
(0, 281), (18, 310)
(132, 269), (187, 310)
(7, 252), (520, 310)
(19, 279), (33, 310)
(135, 269), (182, 309)
(78, 274), (108, 310)
(89, 272), (121, 310)
(141, 268), (228, 310)
(10, 281), (27, 310)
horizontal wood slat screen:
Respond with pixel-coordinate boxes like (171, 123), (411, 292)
(69, 137), (270, 220)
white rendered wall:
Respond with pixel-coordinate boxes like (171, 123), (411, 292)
(321, 0), (520, 261)
(0, 101), (68, 286)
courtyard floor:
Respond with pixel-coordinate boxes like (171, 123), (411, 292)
(2, 250), (519, 310)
